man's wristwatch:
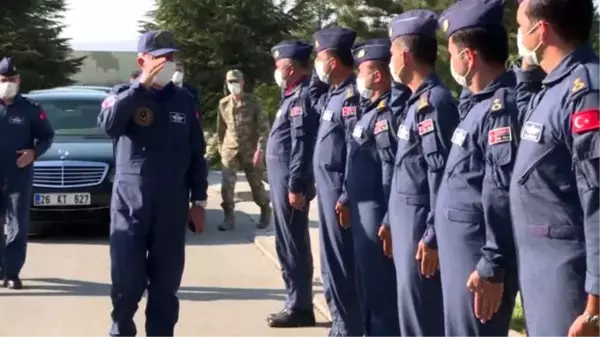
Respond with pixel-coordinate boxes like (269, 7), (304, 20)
(584, 313), (599, 329)
(191, 200), (207, 208)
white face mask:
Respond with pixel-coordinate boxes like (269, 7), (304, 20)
(172, 71), (184, 85)
(227, 83), (241, 95)
(357, 73), (375, 99)
(315, 59), (331, 84)
(450, 50), (471, 87)
(389, 60), (403, 84)
(274, 69), (287, 88)
(0, 82), (18, 99)
(517, 27), (541, 65)
(153, 61), (176, 86)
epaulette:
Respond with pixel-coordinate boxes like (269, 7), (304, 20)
(417, 91), (430, 112)
(569, 64), (592, 98)
(489, 88), (507, 114)
(24, 97), (41, 108)
(377, 98), (387, 111)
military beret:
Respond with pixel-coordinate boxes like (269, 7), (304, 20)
(313, 27), (357, 54)
(137, 30), (178, 57)
(271, 40), (313, 63)
(0, 57), (18, 77)
(438, 0), (506, 39)
(352, 39), (392, 65)
(389, 9), (439, 41)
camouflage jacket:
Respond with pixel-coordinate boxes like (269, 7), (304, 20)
(217, 93), (269, 161)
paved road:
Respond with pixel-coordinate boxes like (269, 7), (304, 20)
(0, 178), (328, 336)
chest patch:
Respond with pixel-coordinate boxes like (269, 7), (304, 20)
(352, 125), (363, 139)
(8, 116), (24, 125)
(397, 124), (410, 140)
(374, 120), (388, 135)
(488, 126), (511, 145)
(521, 121), (543, 142)
(290, 106), (303, 117)
(322, 110), (333, 121)
(134, 107), (154, 126)
(418, 119), (434, 135)
(451, 128), (467, 147)
(169, 112), (186, 124)
(342, 106), (356, 117)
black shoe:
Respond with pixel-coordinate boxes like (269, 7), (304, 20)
(267, 308), (316, 328)
(6, 278), (22, 290)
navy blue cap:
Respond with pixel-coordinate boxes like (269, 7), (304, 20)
(439, 0), (505, 39)
(389, 9), (438, 41)
(271, 40), (313, 63)
(352, 39), (391, 65)
(137, 30), (178, 56)
(0, 57), (17, 76)
(313, 27), (357, 54)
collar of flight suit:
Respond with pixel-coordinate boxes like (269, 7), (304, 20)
(284, 75), (309, 98)
(542, 45), (597, 86)
(406, 73), (441, 106)
(330, 73), (356, 95)
(0, 94), (24, 107)
(364, 89), (391, 113)
(469, 71), (514, 103)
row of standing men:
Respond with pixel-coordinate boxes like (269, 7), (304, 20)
(264, 0), (599, 336)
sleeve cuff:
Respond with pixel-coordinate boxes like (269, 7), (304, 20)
(289, 181), (304, 194)
(585, 272), (600, 296)
(190, 190), (208, 202)
(337, 193), (348, 206)
(475, 258), (505, 283)
(422, 228), (437, 249)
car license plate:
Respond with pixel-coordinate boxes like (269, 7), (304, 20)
(33, 193), (91, 206)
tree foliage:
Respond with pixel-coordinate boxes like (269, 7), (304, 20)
(0, 0), (83, 91)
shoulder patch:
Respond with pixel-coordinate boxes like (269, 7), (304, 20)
(377, 99), (387, 111)
(374, 120), (389, 134)
(101, 95), (117, 108)
(489, 88), (507, 113)
(417, 91), (429, 111)
(342, 106), (357, 117)
(569, 65), (592, 97)
(571, 109), (599, 134)
(290, 106), (303, 117)
(38, 110), (48, 120)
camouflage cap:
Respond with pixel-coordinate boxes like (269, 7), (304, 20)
(226, 69), (243, 81)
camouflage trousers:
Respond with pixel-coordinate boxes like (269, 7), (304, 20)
(221, 154), (269, 210)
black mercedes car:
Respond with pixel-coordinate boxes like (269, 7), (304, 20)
(24, 89), (114, 232)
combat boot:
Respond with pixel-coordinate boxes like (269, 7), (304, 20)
(218, 208), (235, 231)
(257, 205), (271, 229)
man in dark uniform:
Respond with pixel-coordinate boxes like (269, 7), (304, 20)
(266, 40), (318, 328)
(390, 81), (411, 128)
(311, 27), (363, 337)
(511, 0), (599, 335)
(0, 57), (54, 290)
(98, 30), (208, 336)
(434, 0), (521, 335)
(387, 9), (460, 336)
(347, 39), (399, 336)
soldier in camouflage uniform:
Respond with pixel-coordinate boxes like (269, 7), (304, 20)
(217, 69), (271, 230)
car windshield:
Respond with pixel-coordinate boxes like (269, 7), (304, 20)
(33, 97), (106, 137)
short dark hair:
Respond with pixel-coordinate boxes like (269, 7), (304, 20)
(451, 27), (508, 66)
(395, 35), (437, 67)
(373, 60), (391, 77)
(525, 0), (594, 44)
(328, 49), (354, 67)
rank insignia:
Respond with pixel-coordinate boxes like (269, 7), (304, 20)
(357, 49), (365, 58)
(572, 77), (586, 93)
(377, 99), (386, 110)
(374, 120), (388, 134)
(491, 98), (502, 111)
(418, 119), (434, 135)
(346, 88), (354, 98)
(273, 49), (279, 58)
(134, 107), (154, 126)
(488, 126), (511, 145)
(442, 19), (449, 32)
(417, 95), (428, 111)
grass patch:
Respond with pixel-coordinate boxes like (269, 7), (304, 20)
(510, 293), (526, 334)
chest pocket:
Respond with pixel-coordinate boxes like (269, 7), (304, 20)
(4, 111), (31, 150)
(165, 111), (190, 146)
(318, 109), (341, 140)
(374, 119), (393, 162)
(290, 106), (304, 138)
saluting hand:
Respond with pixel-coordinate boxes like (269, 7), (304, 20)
(377, 225), (392, 258)
(16, 149), (35, 168)
(288, 192), (305, 210)
(139, 57), (167, 87)
(466, 270), (504, 324)
(188, 205), (205, 234)
(335, 202), (351, 228)
(415, 240), (439, 278)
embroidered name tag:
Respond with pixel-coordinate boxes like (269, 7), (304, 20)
(342, 106), (356, 117)
(169, 112), (186, 124)
(352, 125), (363, 138)
(290, 106), (303, 117)
(488, 126), (511, 145)
(521, 121), (543, 142)
(323, 110), (333, 121)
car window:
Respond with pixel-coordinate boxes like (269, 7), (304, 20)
(33, 97), (106, 136)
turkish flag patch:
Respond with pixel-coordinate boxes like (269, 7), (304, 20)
(39, 111), (47, 120)
(418, 119), (434, 135)
(571, 109), (599, 134)
(101, 95), (116, 108)
(290, 106), (303, 117)
(342, 106), (356, 117)
(488, 126), (511, 145)
(374, 120), (388, 134)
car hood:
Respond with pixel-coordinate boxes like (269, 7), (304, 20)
(39, 135), (113, 162)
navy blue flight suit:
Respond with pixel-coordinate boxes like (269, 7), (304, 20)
(311, 28), (363, 337)
(347, 40), (399, 336)
(390, 81), (412, 127)
(435, 2), (520, 335)
(510, 46), (600, 335)
(0, 59), (54, 285)
(387, 10), (460, 336)
(266, 41), (318, 325)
